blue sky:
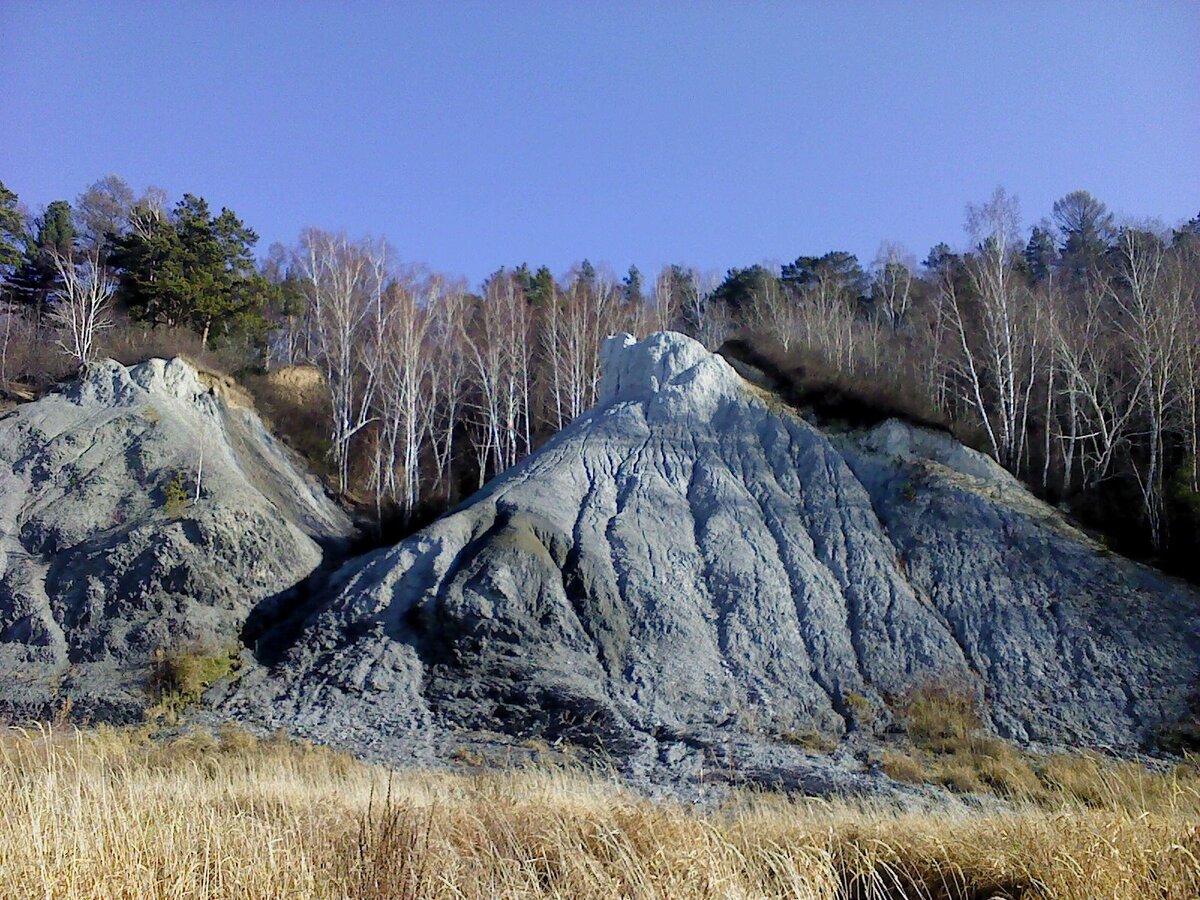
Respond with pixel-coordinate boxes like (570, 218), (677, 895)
(3, 2), (1197, 285)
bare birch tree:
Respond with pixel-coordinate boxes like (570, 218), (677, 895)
(297, 229), (387, 495)
(371, 279), (433, 518)
(466, 272), (532, 481)
(947, 187), (1040, 469)
(1046, 284), (1140, 492)
(48, 248), (114, 366)
(872, 241), (915, 331)
(1105, 229), (1189, 546)
(427, 282), (470, 499)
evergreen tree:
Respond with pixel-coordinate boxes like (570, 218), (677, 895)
(526, 265), (557, 310)
(711, 265), (779, 314)
(1173, 212), (1200, 248)
(577, 259), (596, 291)
(922, 242), (956, 273)
(512, 262), (534, 297)
(781, 250), (865, 297)
(8, 200), (75, 315)
(108, 193), (267, 348)
(921, 242), (975, 302)
(0, 181), (24, 272)
(1052, 190), (1114, 283)
(622, 264), (643, 305)
(1023, 225), (1058, 283)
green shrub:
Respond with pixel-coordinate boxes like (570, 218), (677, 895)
(147, 643), (240, 722)
(161, 471), (190, 517)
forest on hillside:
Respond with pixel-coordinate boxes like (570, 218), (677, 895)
(1, 176), (1198, 577)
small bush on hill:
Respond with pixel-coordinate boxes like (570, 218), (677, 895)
(899, 681), (983, 754)
(160, 471), (190, 517)
(147, 642), (240, 722)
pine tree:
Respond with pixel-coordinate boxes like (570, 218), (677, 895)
(577, 259), (596, 291)
(8, 200), (75, 316)
(108, 194), (267, 348)
(0, 181), (24, 272)
(711, 265), (779, 315)
(526, 265), (557, 309)
(1052, 190), (1114, 283)
(922, 242), (956, 273)
(1023, 226), (1058, 283)
(622, 264), (643, 305)
(781, 251), (865, 297)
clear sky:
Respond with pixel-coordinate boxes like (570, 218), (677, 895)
(3, 2), (1197, 285)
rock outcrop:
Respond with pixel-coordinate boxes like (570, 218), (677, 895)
(0, 358), (352, 721)
(224, 333), (1200, 791)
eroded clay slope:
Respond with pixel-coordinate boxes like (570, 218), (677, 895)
(222, 333), (1198, 788)
(0, 358), (352, 721)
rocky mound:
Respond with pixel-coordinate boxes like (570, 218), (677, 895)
(223, 332), (1200, 792)
(0, 358), (352, 721)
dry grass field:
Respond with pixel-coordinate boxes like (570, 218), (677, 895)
(1, 724), (1198, 899)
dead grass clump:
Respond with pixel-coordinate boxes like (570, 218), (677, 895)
(2, 725), (1199, 899)
(899, 681), (983, 754)
(892, 682), (1060, 800)
(239, 367), (334, 477)
(100, 320), (254, 375)
(880, 750), (926, 784)
(266, 363), (324, 400)
(777, 728), (839, 753)
(975, 749), (1044, 798)
(888, 681), (1200, 813)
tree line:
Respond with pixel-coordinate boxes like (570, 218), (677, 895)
(1, 175), (1198, 576)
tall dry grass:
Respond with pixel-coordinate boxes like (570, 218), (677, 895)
(1, 724), (1197, 899)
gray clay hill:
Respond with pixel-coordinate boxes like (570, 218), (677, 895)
(1, 336), (1197, 795)
(0, 357), (352, 721)
(212, 332), (1200, 793)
